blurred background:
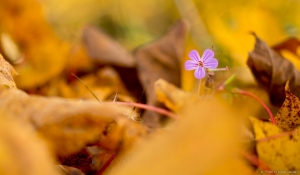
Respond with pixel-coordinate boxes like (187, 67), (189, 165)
(40, 0), (300, 88)
(1, 0), (300, 92)
(39, 0), (300, 59)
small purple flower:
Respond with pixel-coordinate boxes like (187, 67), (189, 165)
(185, 49), (218, 79)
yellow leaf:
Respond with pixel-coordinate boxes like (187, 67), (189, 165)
(250, 117), (300, 171)
(107, 99), (252, 175)
(155, 79), (194, 113)
(0, 117), (61, 175)
(0, 54), (17, 89)
(274, 81), (300, 131)
(0, 0), (69, 89)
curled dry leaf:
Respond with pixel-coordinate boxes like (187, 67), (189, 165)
(154, 78), (193, 113)
(250, 117), (300, 171)
(0, 54), (17, 88)
(83, 25), (135, 67)
(272, 37), (300, 57)
(0, 117), (61, 175)
(247, 34), (300, 106)
(0, 89), (146, 156)
(134, 20), (188, 128)
(274, 81), (300, 131)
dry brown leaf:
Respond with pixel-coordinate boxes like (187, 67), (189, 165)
(0, 89), (146, 156)
(0, 117), (62, 175)
(83, 25), (135, 67)
(0, 54), (17, 88)
(274, 81), (300, 131)
(82, 25), (144, 101)
(247, 34), (300, 106)
(134, 20), (188, 128)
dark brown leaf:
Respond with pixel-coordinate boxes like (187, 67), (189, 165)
(247, 34), (300, 106)
(272, 37), (300, 57)
(134, 20), (188, 128)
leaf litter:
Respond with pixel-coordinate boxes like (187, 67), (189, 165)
(0, 1), (300, 174)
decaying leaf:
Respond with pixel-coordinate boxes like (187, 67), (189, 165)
(0, 117), (62, 175)
(0, 54), (17, 88)
(250, 117), (300, 171)
(83, 25), (135, 67)
(247, 34), (300, 106)
(107, 99), (252, 175)
(274, 81), (300, 131)
(0, 89), (146, 156)
(134, 20), (188, 128)
(154, 79), (193, 113)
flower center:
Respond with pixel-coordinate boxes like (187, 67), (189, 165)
(198, 61), (203, 67)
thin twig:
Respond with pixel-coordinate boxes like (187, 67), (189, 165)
(97, 152), (117, 175)
(71, 73), (101, 103)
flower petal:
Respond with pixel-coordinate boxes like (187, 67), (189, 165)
(202, 49), (214, 62)
(184, 60), (198, 70)
(204, 58), (218, 69)
(188, 50), (201, 62)
(194, 67), (206, 79)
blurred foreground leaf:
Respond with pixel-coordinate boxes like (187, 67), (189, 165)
(0, 89), (146, 156)
(0, 117), (61, 175)
(107, 99), (252, 175)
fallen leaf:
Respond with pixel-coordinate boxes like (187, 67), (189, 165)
(0, 0), (69, 89)
(274, 81), (300, 131)
(250, 117), (300, 171)
(154, 78), (193, 113)
(106, 99), (252, 175)
(83, 25), (135, 67)
(272, 37), (300, 57)
(0, 117), (61, 175)
(82, 26), (144, 101)
(247, 34), (300, 106)
(134, 20), (188, 128)
(0, 54), (17, 88)
(0, 89), (146, 156)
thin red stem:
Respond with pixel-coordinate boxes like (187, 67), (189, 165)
(239, 150), (274, 174)
(105, 101), (178, 119)
(97, 152), (117, 175)
(233, 89), (276, 125)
